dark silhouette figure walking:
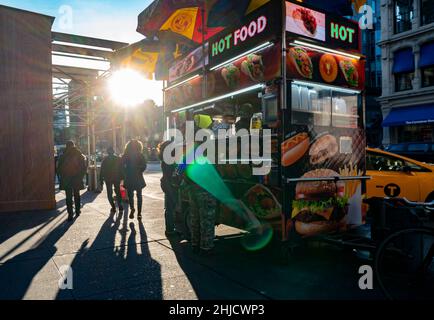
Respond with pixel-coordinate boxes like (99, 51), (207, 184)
(100, 147), (124, 213)
(121, 140), (147, 220)
(57, 141), (87, 221)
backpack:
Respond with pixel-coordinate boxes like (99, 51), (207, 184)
(62, 153), (83, 177)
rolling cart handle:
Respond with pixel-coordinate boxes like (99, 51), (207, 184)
(286, 176), (371, 183)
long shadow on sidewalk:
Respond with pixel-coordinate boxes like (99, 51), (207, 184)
(0, 215), (74, 299)
(54, 207), (162, 300)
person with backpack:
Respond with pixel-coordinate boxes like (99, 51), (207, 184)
(121, 139), (147, 220)
(100, 147), (124, 214)
(57, 141), (87, 221)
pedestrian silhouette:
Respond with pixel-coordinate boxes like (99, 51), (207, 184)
(121, 140), (147, 220)
(100, 146), (124, 214)
(57, 141), (87, 221)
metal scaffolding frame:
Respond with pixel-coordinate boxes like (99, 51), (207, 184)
(52, 32), (128, 191)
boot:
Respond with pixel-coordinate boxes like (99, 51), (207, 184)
(129, 208), (135, 219)
(67, 209), (74, 222)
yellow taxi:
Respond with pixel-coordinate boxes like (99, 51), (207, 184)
(366, 148), (434, 203)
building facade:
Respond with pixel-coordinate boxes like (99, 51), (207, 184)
(0, 5), (55, 212)
(353, 0), (384, 147)
(379, 0), (434, 146)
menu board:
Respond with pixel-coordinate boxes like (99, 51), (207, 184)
(286, 46), (365, 90)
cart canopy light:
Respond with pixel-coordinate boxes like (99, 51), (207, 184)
(293, 80), (361, 94)
(171, 84), (264, 113)
(210, 42), (273, 71)
(291, 40), (361, 60)
(165, 73), (201, 91)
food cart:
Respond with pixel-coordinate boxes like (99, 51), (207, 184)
(164, 0), (369, 251)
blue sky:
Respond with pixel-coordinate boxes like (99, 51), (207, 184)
(1, 0), (153, 43)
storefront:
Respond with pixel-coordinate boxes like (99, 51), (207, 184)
(383, 104), (434, 143)
(164, 0), (367, 243)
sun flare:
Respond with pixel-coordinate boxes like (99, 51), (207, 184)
(108, 69), (155, 107)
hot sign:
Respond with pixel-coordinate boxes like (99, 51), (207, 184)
(326, 17), (360, 51)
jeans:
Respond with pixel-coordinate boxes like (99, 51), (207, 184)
(65, 187), (81, 215)
(127, 188), (143, 213)
(106, 181), (123, 209)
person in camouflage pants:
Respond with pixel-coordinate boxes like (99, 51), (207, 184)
(188, 186), (217, 254)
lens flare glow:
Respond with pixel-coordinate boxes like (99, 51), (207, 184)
(108, 69), (149, 107)
(185, 151), (273, 251)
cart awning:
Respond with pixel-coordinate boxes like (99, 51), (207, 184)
(383, 104), (434, 127)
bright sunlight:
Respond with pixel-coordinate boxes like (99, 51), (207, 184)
(108, 69), (162, 107)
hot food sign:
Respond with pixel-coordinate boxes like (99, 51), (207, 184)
(211, 16), (268, 58)
(208, 1), (278, 68)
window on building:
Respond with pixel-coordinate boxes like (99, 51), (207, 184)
(393, 48), (415, 91)
(422, 67), (434, 87)
(420, 42), (434, 87)
(395, 73), (413, 91)
(394, 0), (414, 33)
(421, 0), (434, 25)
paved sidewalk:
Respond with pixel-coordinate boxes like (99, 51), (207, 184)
(0, 167), (384, 300)
(0, 170), (259, 300)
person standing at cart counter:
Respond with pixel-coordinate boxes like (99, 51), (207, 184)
(121, 139), (147, 220)
(188, 120), (218, 255)
(235, 103), (254, 132)
(189, 182), (217, 255)
(159, 140), (179, 237)
(100, 147), (124, 214)
(57, 141), (87, 221)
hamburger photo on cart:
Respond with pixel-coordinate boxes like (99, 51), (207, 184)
(281, 127), (366, 238)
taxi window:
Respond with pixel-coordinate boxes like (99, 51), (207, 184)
(404, 161), (431, 172)
(366, 152), (405, 171)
